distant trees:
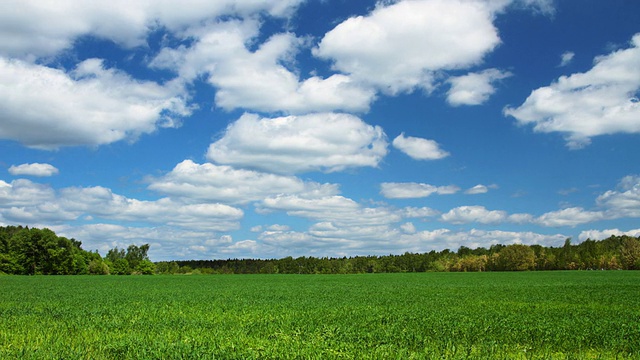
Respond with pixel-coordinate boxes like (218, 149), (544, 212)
(491, 244), (535, 271)
(103, 244), (154, 275)
(620, 236), (640, 270)
(2, 225), (640, 276)
(159, 235), (640, 275)
(0, 226), (152, 275)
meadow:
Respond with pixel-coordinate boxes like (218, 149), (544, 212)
(0, 272), (638, 359)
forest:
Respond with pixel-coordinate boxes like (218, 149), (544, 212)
(1, 225), (639, 275)
(0, 226), (153, 275)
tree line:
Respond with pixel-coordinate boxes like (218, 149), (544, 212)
(158, 235), (640, 274)
(2, 225), (640, 275)
(0, 226), (154, 275)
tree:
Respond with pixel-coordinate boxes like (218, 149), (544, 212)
(558, 238), (577, 269)
(620, 236), (640, 270)
(109, 258), (130, 275)
(497, 244), (535, 271)
(125, 244), (150, 271)
(88, 259), (110, 275)
(135, 260), (156, 275)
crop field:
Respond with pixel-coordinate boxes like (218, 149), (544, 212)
(0, 272), (639, 359)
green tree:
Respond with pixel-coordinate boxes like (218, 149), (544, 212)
(620, 236), (640, 270)
(88, 259), (110, 275)
(105, 246), (132, 274)
(108, 258), (130, 275)
(106, 247), (126, 263)
(135, 259), (156, 275)
(125, 244), (150, 271)
(497, 244), (535, 271)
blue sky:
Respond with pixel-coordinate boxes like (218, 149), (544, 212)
(1, 0), (639, 261)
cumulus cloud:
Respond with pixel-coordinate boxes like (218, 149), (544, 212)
(56, 224), (241, 260)
(253, 193), (409, 256)
(434, 204), (531, 226)
(0, 58), (190, 149)
(532, 175), (640, 227)
(147, 160), (339, 204)
(534, 207), (605, 227)
(380, 182), (459, 199)
(578, 228), (640, 242)
(151, 20), (375, 114)
(505, 33), (640, 149)
(392, 133), (449, 160)
(596, 175), (640, 218)
(401, 206), (440, 218)
(259, 194), (402, 227)
(207, 113), (388, 174)
(0, 0), (303, 59)
(440, 205), (508, 224)
(465, 184), (498, 194)
(447, 68), (512, 106)
(0, 179), (242, 231)
(0, 179), (56, 206)
(400, 222), (416, 234)
(267, 224), (291, 231)
(258, 225), (567, 258)
(398, 228), (566, 253)
(8, 163), (59, 177)
(465, 184), (488, 194)
(314, 0), (501, 94)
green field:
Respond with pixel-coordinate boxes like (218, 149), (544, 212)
(1, 272), (639, 359)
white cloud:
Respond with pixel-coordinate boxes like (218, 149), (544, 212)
(60, 187), (243, 231)
(533, 175), (640, 227)
(392, 133), (449, 160)
(60, 222), (568, 260)
(399, 228), (566, 253)
(596, 175), (640, 218)
(151, 21), (375, 114)
(465, 184), (498, 194)
(0, 179), (56, 206)
(207, 113), (388, 174)
(0, 58), (190, 149)
(381, 182), (459, 199)
(535, 207), (605, 227)
(400, 222), (416, 234)
(401, 206), (440, 218)
(440, 205), (507, 224)
(258, 225), (567, 258)
(267, 224), (291, 231)
(218, 240), (262, 257)
(314, 0), (501, 94)
(578, 228), (640, 242)
(0, 0), (303, 59)
(559, 51), (575, 67)
(0, 179), (243, 231)
(8, 163), (59, 177)
(465, 184), (488, 194)
(505, 33), (640, 149)
(446, 68), (512, 106)
(508, 213), (534, 224)
(259, 194), (402, 227)
(56, 224), (241, 260)
(255, 194), (431, 255)
(147, 160), (339, 204)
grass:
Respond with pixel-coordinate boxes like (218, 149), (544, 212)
(0, 271), (639, 359)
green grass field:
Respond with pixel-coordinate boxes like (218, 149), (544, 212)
(1, 272), (639, 359)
